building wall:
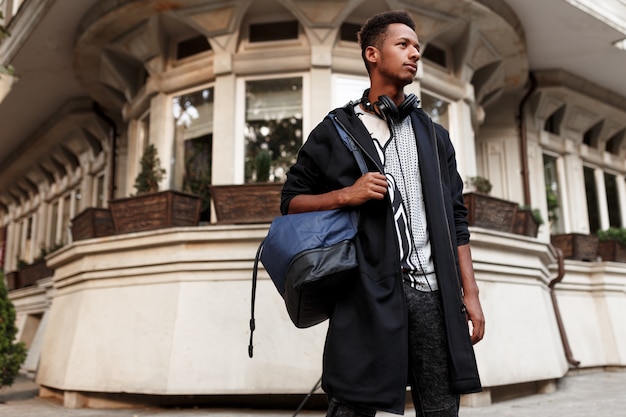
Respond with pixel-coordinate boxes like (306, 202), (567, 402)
(1, 0), (626, 409)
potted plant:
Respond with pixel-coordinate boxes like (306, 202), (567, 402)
(210, 149), (282, 224)
(463, 176), (518, 233)
(109, 144), (201, 233)
(514, 206), (543, 237)
(596, 227), (626, 262)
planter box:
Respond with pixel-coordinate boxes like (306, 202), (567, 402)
(463, 192), (518, 233)
(5, 271), (19, 291)
(597, 240), (626, 263)
(210, 183), (283, 224)
(17, 260), (54, 288)
(109, 190), (201, 234)
(71, 208), (115, 241)
(551, 233), (599, 261)
(513, 208), (540, 238)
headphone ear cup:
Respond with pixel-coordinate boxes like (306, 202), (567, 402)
(397, 94), (418, 119)
(374, 95), (399, 120)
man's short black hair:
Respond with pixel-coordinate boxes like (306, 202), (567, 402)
(357, 10), (416, 73)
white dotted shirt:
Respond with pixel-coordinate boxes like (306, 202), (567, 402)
(354, 104), (437, 292)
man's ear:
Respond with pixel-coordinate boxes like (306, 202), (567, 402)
(365, 45), (379, 66)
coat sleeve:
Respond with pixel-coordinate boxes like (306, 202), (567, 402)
(281, 115), (365, 214)
(435, 124), (470, 246)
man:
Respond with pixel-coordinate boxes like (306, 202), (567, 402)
(281, 10), (485, 417)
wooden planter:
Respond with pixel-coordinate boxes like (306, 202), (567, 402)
(597, 240), (626, 263)
(109, 190), (201, 234)
(5, 271), (19, 291)
(551, 233), (599, 261)
(209, 183), (283, 224)
(513, 208), (540, 238)
(463, 192), (518, 233)
(16, 260), (54, 289)
(71, 208), (115, 241)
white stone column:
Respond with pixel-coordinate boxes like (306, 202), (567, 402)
(310, 67), (332, 132)
(212, 72), (237, 185)
(595, 168), (609, 231)
(148, 93), (174, 191)
(616, 174), (626, 227)
(454, 100), (478, 185)
(561, 153), (583, 233)
(124, 120), (141, 196)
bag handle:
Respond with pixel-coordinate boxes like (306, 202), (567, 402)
(249, 239), (265, 358)
(248, 113), (367, 358)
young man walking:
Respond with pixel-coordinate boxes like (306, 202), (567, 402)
(281, 10), (485, 417)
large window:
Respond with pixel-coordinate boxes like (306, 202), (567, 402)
(584, 166), (600, 233)
(47, 187), (80, 249)
(544, 154), (564, 234)
(94, 173), (105, 208)
(173, 87), (214, 221)
(244, 77), (302, 183)
(605, 173), (621, 228)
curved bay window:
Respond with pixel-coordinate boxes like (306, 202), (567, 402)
(173, 87), (214, 221)
(244, 77), (302, 183)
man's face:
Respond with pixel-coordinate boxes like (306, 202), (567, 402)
(370, 23), (421, 87)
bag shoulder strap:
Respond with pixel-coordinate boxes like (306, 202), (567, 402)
(326, 114), (368, 175)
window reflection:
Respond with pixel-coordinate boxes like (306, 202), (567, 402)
(543, 154), (563, 234)
(421, 93), (449, 129)
(245, 77), (302, 183)
(173, 87), (214, 221)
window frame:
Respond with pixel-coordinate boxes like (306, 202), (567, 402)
(169, 82), (216, 191)
(239, 14), (307, 52)
(235, 72), (309, 184)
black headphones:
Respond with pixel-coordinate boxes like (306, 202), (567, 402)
(361, 89), (420, 122)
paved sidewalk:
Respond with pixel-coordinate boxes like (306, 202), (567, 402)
(1, 369), (625, 417)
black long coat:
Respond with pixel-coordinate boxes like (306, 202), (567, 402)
(281, 104), (481, 415)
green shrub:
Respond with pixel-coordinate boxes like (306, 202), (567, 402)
(468, 176), (492, 194)
(0, 271), (27, 387)
(597, 227), (626, 246)
(134, 144), (166, 194)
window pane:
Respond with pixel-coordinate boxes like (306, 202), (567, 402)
(584, 166), (600, 233)
(245, 77), (302, 183)
(249, 21), (298, 43)
(62, 194), (71, 245)
(95, 175), (105, 208)
(184, 137), (212, 222)
(24, 217), (32, 262)
(176, 35), (211, 60)
(173, 87), (214, 221)
(50, 201), (59, 246)
(340, 22), (361, 43)
(605, 173), (621, 228)
(173, 88), (214, 139)
(331, 74), (369, 109)
(422, 44), (447, 68)
(421, 93), (449, 130)
(544, 154), (564, 234)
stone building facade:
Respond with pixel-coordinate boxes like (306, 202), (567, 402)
(1, 0), (626, 409)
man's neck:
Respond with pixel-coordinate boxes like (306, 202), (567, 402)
(368, 85), (405, 106)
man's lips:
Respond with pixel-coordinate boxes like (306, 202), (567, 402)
(405, 63), (417, 73)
